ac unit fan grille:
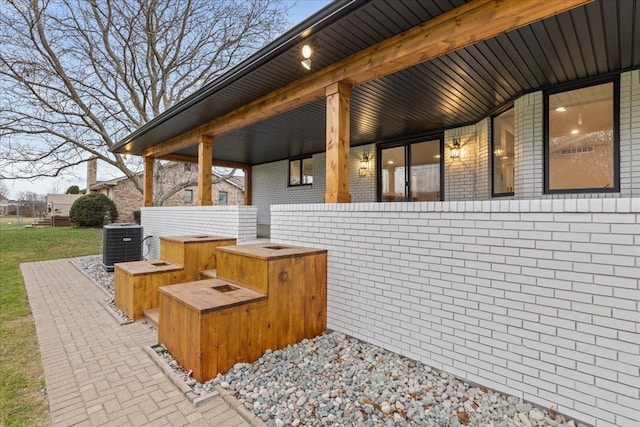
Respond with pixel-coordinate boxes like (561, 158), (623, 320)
(102, 224), (143, 272)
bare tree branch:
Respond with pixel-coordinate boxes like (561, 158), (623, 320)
(0, 180), (9, 198)
(0, 0), (288, 204)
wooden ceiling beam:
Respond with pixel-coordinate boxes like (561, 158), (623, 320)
(143, 136), (201, 158)
(147, 0), (591, 155)
(143, 84), (326, 159)
(159, 154), (250, 170)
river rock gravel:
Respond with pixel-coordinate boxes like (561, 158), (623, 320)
(73, 255), (588, 427)
(211, 332), (587, 427)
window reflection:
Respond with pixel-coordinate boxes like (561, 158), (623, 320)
(380, 140), (440, 202)
(547, 82), (614, 191)
(492, 108), (514, 195)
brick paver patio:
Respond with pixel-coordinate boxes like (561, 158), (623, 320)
(21, 259), (250, 427)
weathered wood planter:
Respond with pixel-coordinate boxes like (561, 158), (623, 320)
(158, 243), (327, 382)
(160, 235), (236, 282)
(114, 261), (184, 320)
(114, 234), (236, 320)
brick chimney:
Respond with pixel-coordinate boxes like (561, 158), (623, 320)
(87, 156), (98, 188)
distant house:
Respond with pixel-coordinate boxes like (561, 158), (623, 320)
(0, 195), (9, 215)
(46, 194), (82, 217)
(39, 193), (83, 226)
(83, 157), (244, 222)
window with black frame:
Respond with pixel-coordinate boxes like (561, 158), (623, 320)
(379, 138), (442, 202)
(545, 80), (618, 193)
(492, 108), (515, 196)
(289, 157), (313, 186)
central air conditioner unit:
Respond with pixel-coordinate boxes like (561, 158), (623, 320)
(102, 223), (143, 272)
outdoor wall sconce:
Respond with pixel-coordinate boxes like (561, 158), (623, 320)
(450, 139), (461, 159)
(301, 45), (312, 70)
(360, 154), (369, 175)
(494, 147), (508, 159)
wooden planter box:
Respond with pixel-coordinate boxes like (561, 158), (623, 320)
(216, 244), (328, 350)
(114, 260), (184, 320)
(159, 279), (267, 382)
(159, 243), (327, 382)
(160, 235), (236, 281)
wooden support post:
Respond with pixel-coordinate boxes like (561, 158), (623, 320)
(143, 156), (154, 207)
(198, 136), (213, 206)
(244, 166), (252, 205)
(324, 82), (352, 203)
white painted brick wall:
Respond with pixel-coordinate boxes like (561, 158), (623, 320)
(350, 144), (377, 203)
(445, 124), (478, 200)
(620, 71), (633, 197)
(514, 91), (544, 199)
(140, 205), (257, 259)
(444, 120), (491, 201)
(620, 69), (640, 197)
(475, 118), (491, 199)
(271, 199), (640, 427)
(252, 144), (376, 225)
(252, 159), (323, 225)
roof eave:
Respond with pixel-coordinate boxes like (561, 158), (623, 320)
(111, 0), (362, 154)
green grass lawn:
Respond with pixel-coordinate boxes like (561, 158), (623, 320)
(0, 216), (36, 230)
(0, 225), (102, 427)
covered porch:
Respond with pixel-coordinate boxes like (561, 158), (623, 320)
(112, 1), (640, 426)
(113, 0), (601, 212)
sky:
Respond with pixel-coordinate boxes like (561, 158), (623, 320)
(4, 0), (333, 199)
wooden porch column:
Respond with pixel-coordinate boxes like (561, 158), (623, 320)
(143, 156), (154, 207)
(243, 166), (252, 205)
(198, 135), (213, 206)
(324, 82), (352, 203)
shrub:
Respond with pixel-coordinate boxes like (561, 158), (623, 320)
(65, 185), (80, 194)
(69, 193), (118, 227)
(133, 210), (141, 224)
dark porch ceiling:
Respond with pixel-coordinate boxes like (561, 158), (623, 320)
(113, 0), (640, 166)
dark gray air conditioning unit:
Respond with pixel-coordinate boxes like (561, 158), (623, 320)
(103, 223), (143, 272)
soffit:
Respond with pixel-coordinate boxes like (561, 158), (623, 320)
(116, 0), (640, 165)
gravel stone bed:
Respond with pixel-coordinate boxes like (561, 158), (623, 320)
(74, 255), (587, 427)
(212, 333), (586, 427)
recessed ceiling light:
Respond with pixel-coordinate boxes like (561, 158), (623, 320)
(556, 106), (567, 112)
(571, 129), (579, 135)
(301, 45), (312, 70)
(388, 160), (394, 165)
(434, 155), (441, 159)
(302, 45), (312, 59)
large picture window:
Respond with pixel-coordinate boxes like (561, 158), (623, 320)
(545, 80), (618, 193)
(289, 157), (313, 186)
(492, 108), (514, 196)
(378, 137), (442, 202)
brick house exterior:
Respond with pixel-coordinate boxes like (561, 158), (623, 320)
(85, 159), (244, 223)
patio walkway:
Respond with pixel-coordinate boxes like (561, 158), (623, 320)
(21, 259), (250, 427)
